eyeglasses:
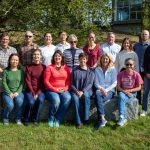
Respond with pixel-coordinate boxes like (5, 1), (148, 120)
(25, 35), (33, 38)
(126, 63), (133, 66)
(70, 41), (77, 44)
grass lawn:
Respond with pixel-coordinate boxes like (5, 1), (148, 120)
(0, 114), (150, 150)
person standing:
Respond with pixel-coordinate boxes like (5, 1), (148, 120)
(83, 31), (102, 68)
(19, 31), (38, 66)
(71, 53), (95, 128)
(39, 33), (56, 66)
(101, 32), (121, 63)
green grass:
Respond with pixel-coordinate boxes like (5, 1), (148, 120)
(0, 115), (150, 150)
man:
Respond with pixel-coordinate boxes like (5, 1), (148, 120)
(101, 32), (121, 63)
(140, 45), (150, 116)
(133, 30), (150, 104)
(0, 32), (17, 111)
(19, 31), (38, 66)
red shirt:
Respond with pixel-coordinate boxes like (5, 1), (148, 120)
(83, 44), (102, 67)
(44, 64), (71, 92)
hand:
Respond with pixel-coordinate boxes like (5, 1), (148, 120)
(34, 95), (38, 100)
(146, 73), (150, 79)
(0, 67), (3, 73)
(10, 93), (14, 99)
(99, 88), (107, 96)
(77, 91), (83, 98)
(13, 92), (19, 98)
(124, 90), (133, 97)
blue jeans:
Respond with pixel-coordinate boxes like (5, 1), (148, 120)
(118, 92), (137, 118)
(3, 92), (24, 122)
(95, 91), (114, 118)
(71, 91), (91, 125)
(46, 90), (71, 123)
(24, 92), (45, 122)
(142, 77), (150, 111)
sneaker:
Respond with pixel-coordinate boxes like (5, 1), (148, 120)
(16, 120), (22, 125)
(140, 110), (147, 117)
(76, 123), (83, 129)
(117, 118), (127, 126)
(94, 119), (107, 129)
(54, 120), (60, 128)
(48, 119), (54, 127)
(3, 119), (9, 125)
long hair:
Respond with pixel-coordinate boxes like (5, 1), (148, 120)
(120, 37), (133, 51)
(7, 53), (21, 69)
(98, 53), (113, 68)
(51, 50), (64, 65)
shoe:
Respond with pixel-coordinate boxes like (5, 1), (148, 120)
(33, 121), (39, 126)
(48, 119), (54, 127)
(140, 110), (147, 117)
(3, 119), (9, 125)
(83, 120), (90, 125)
(16, 120), (22, 125)
(117, 118), (127, 126)
(94, 119), (107, 129)
(76, 123), (83, 129)
(54, 120), (60, 128)
(24, 122), (29, 126)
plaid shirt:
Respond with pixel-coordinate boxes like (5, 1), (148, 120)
(19, 43), (38, 66)
(0, 45), (17, 69)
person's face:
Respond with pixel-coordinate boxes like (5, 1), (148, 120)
(141, 31), (149, 42)
(69, 37), (77, 48)
(44, 33), (52, 45)
(123, 40), (130, 50)
(59, 32), (67, 42)
(25, 33), (33, 43)
(125, 60), (134, 71)
(101, 56), (110, 67)
(107, 34), (115, 45)
(79, 57), (87, 67)
(88, 33), (96, 43)
(10, 55), (19, 68)
(54, 53), (62, 64)
(33, 51), (41, 62)
(1, 36), (10, 48)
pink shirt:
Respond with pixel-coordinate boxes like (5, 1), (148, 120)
(44, 64), (70, 92)
(83, 44), (102, 67)
(117, 70), (143, 90)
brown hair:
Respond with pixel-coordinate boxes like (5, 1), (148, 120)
(120, 37), (133, 51)
(51, 50), (64, 65)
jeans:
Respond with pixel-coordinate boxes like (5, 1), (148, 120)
(142, 77), (150, 111)
(71, 91), (91, 125)
(118, 92), (137, 118)
(3, 92), (24, 122)
(46, 90), (71, 123)
(24, 92), (45, 122)
(95, 91), (114, 118)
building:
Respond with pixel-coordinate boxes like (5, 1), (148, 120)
(112, 0), (143, 33)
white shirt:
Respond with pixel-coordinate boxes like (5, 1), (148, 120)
(55, 42), (70, 53)
(39, 45), (56, 66)
(101, 42), (121, 63)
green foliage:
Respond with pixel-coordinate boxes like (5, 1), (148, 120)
(0, 0), (111, 30)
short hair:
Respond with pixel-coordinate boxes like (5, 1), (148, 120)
(98, 53), (113, 68)
(107, 32), (115, 38)
(25, 31), (33, 36)
(141, 30), (149, 35)
(7, 53), (21, 69)
(0, 32), (9, 40)
(32, 49), (42, 57)
(51, 50), (64, 65)
(120, 37), (133, 51)
(79, 53), (88, 60)
(68, 34), (78, 42)
(124, 58), (134, 65)
(58, 31), (68, 37)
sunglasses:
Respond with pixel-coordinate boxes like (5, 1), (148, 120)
(70, 41), (77, 44)
(26, 35), (33, 38)
(126, 63), (133, 66)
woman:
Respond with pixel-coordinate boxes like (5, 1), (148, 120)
(115, 37), (139, 72)
(24, 49), (45, 125)
(55, 31), (70, 53)
(39, 32), (56, 66)
(83, 31), (102, 68)
(71, 53), (95, 128)
(117, 58), (143, 126)
(94, 54), (117, 129)
(63, 34), (83, 71)
(2, 53), (24, 125)
(44, 50), (71, 127)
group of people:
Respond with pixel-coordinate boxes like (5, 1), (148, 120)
(0, 29), (149, 129)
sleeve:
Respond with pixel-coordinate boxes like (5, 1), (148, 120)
(64, 66), (71, 91)
(2, 70), (12, 95)
(135, 72), (143, 86)
(144, 47), (149, 74)
(105, 68), (117, 92)
(17, 69), (25, 94)
(44, 66), (58, 92)
(134, 53), (139, 72)
(117, 72), (122, 87)
(115, 54), (120, 73)
(94, 69), (103, 89)
(97, 44), (102, 57)
(71, 70), (78, 93)
(26, 66), (35, 96)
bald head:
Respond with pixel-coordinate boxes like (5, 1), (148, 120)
(141, 30), (149, 42)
